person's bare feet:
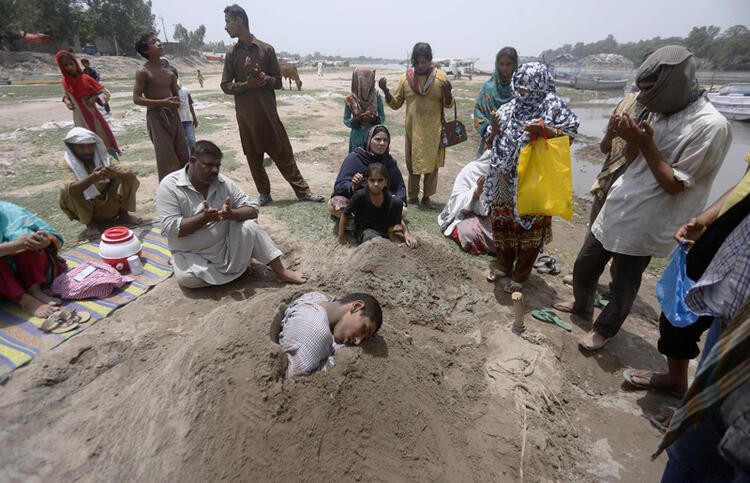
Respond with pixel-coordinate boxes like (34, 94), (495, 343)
(118, 212), (145, 226)
(84, 224), (101, 238)
(578, 330), (609, 351)
(28, 284), (61, 306)
(19, 293), (60, 318)
(275, 268), (307, 284)
(553, 299), (593, 322)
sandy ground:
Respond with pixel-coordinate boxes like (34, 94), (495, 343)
(0, 54), (680, 482)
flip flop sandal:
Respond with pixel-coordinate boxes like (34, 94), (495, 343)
(41, 309), (67, 332)
(546, 262), (561, 275)
(578, 334), (610, 351)
(486, 268), (508, 282)
(622, 369), (685, 398)
(648, 407), (675, 433)
(531, 309), (572, 332)
(51, 310), (91, 334)
(533, 255), (555, 268)
(594, 294), (610, 308)
(503, 281), (523, 294)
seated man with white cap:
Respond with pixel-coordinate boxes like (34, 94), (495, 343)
(59, 127), (142, 237)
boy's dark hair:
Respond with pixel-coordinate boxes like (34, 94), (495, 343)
(224, 4), (249, 30)
(496, 47), (518, 66)
(411, 42), (432, 65)
(365, 162), (388, 183)
(192, 140), (223, 160)
(135, 31), (156, 59)
(339, 293), (383, 332)
(81, 58), (90, 66)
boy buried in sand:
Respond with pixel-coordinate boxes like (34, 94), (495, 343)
(272, 292), (383, 379)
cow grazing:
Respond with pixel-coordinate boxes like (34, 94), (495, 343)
(279, 63), (302, 91)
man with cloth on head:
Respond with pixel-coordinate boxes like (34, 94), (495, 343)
(59, 127), (141, 238)
(156, 140), (307, 288)
(554, 45), (732, 351)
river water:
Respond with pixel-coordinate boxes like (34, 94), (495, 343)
(571, 104), (749, 204)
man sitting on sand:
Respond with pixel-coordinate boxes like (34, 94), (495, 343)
(156, 140), (306, 288)
(273, 291), (382, 379)
(59, 127), (142, 237)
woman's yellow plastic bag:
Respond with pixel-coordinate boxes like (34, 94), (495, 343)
(516, 135), (573, 219)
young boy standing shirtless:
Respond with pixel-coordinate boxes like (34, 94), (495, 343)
(132, 32), (189, 180)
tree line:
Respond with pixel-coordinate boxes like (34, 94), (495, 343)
(541, 25), (750, 71)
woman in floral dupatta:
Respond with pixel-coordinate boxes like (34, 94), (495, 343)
(57, 50), (120, 158)
(473, 47), (518, 156)
(482, 63), (579, 293)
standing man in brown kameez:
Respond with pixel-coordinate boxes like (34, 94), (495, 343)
(221, 4), (324, 205)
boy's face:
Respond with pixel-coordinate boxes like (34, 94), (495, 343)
(333, 302), (377, 346)
(147, 36), (164, 57)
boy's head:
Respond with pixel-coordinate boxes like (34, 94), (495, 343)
(334, 293), (382, 346)
(224, 4), (249, 34)
(81, 58), (90, 67)
(135, 31), (161, 59)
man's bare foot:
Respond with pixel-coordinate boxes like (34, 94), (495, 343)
(84, 224), (101, 238)
(275, 268), (307, 284)
(553, 300), (593, 322)
(19, 293), (60, 318)
(28, 284), (61, 306)
(578, 330), (609, 351)
(118, 212), (145, 226)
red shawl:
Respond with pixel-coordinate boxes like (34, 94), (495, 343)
(56, 50), (102, 99)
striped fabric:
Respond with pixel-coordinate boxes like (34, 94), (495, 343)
(0, 224), (172, 382)
(653, 299), (750, 459)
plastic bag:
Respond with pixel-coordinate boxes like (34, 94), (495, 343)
(516, 132), (573, 219)
(656, 243), (699, 327)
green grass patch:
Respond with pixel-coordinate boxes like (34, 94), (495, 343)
(0, 84), (63, 102)
(264, 200), (333, 245)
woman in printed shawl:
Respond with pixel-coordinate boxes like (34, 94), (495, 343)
(379, 42), (453, 209)
(0, 201), (66, 317)
(56, 50), (120, 158)
(483, 63), (579, 293)
(330, 124), (407, 216)
(473, 47), (518, 156)
(343, 67), (385, 153)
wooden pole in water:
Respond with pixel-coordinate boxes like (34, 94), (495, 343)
(512, 292), (524, 333)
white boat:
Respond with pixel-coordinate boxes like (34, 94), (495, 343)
(708, 83), (750, 121)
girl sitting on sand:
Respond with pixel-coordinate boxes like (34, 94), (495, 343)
(336, 163), (416, 248)
(56, 50), (120, 158)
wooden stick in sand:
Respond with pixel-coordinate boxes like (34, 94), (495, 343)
(512, 291), (524, 333)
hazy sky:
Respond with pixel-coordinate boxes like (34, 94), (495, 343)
(151, 0), (749, 63)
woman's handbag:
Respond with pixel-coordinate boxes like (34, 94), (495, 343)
(516, 121), (573, 219)
(440, 103), (467, 148)
(657, 242), (699, 327)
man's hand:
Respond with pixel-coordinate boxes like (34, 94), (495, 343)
(615, 113), (653, 149)
(91, 167), (111, 182)
(352, 172), (364, 191)
(202, 200), (220, 223)
(378, 77), (388, 91)
(674, 217), (707, 246)
(217, 197), (232, 221)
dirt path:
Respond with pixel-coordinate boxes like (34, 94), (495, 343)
(0, 55), (676, 481)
